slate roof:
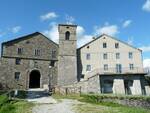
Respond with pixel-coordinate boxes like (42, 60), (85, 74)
(2, 32), (58, 46)
(77, 34), (142, 51)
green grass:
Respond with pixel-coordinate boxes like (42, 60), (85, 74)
(53, 93), (150, 113)
(0, 94), (33, 113)
(75, 103), (150, 113)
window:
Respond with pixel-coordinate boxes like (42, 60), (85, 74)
(103, 53), (108, 59)
(16, 58), (21, 65)
(18, 48), (23, 55)
(14, 72), (20, 81)
(116, 64), (122, 73)
(129, 64), (134, 70)
(52, 50), (56, 58)
(116, 53), (120, 59)
(104, 64), (108, 71)
(86, 53), (90, 60)
(103, 43), (107, 48)
(35, 49), (40, 56)
(115, 43), (119, 48)
(65, 31), (70, 40)
(129, 52), (133, 59)
(86, 65), (91, 71)
(50, 61), (55, 67)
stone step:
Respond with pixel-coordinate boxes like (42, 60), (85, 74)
(27, 88), (49, 99)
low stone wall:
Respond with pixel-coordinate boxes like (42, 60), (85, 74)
(83, 94), (150, 109)
(54, 86), (81, 95)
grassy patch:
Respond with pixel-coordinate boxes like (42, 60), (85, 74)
(75, 103), (150, 113)
(53, 93), (150, 113)
(0, 94), (33, 113)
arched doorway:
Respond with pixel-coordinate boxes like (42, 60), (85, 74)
(29, 70), (41, 88)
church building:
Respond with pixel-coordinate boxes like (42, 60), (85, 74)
(0, 24), (149, 95)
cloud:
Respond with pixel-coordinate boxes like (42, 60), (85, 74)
(143, 59), (150, 67)
(65, 15), (75, 24)
(40, 12), (58, 21)
(140, 45), (150, 52)
(95, 24), (119, 36)
(123, 20), (132, 28)
(43, 22), (59, 43)
(77, 35), (93, 47)
(127, 37), (134, 45)
(11, 26), (21, 33)
(142, 0), (150, 12)
(76, 26), (93, 47)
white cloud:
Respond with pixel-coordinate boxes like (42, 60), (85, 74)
(77, 26), (85, 37)
(11, 26), (21, 33)
(43, 22), (59, 43)
(143, 59), (150, 67)
(95, 24), (119, 36)
(40, 12), (58, 21)
(123, 20), (132, 28)
(76, 25), (93, 47)
(127, 37), (134, 45)
(65, 15), (75, 24)
(140, 45), (150, 52)
(77, 35), (93, 47)
(142, 0), (150, 12)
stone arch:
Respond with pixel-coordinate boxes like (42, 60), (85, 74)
(65, 31), (70, 40)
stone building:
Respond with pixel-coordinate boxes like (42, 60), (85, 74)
(0, 24), (149, 95)
(0, 32), (58, 89)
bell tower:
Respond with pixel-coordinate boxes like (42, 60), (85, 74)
(58, 24), (77, 86)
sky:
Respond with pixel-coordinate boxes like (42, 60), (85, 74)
(0, 0), (150, 67)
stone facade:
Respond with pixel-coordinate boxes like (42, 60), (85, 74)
(0, 32), (58, 89)
(57, 24), (77, 86)
(0, 24), (149, 96)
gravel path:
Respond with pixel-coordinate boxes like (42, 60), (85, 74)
(26, 89), (79, 113)
(32, 99), (79, 113)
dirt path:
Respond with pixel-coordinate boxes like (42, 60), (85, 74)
(26, 89), (79, 113)
(32, 99), (79, 113)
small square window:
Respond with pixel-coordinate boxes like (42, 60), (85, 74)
(14, 72), (20, 81)
(103, 43), (107, 48)
(86, 53), (90, 60)
(86, 65), (91, 71)
(129, 64), (134, 70)
(129, 52), (133, 59)
(115, 43), (119, 48)
(18, 48), (23, 55)
(116, 53), (120, 59)
(103, 53), (108, 59)
(52, 50), (56, 58)
(16, 58), (21, 65)
(50, 61), (55, 67)
(104, 64), (108, 71)
(35, 49), (40, 56)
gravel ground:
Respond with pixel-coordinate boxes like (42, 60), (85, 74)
(32, 99), (79, 113)
(26, 89), (79, 113)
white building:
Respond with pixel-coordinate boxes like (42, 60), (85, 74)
(77, 34), (150, 95)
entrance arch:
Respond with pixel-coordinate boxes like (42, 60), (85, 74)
(29, 70), (41, 88)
